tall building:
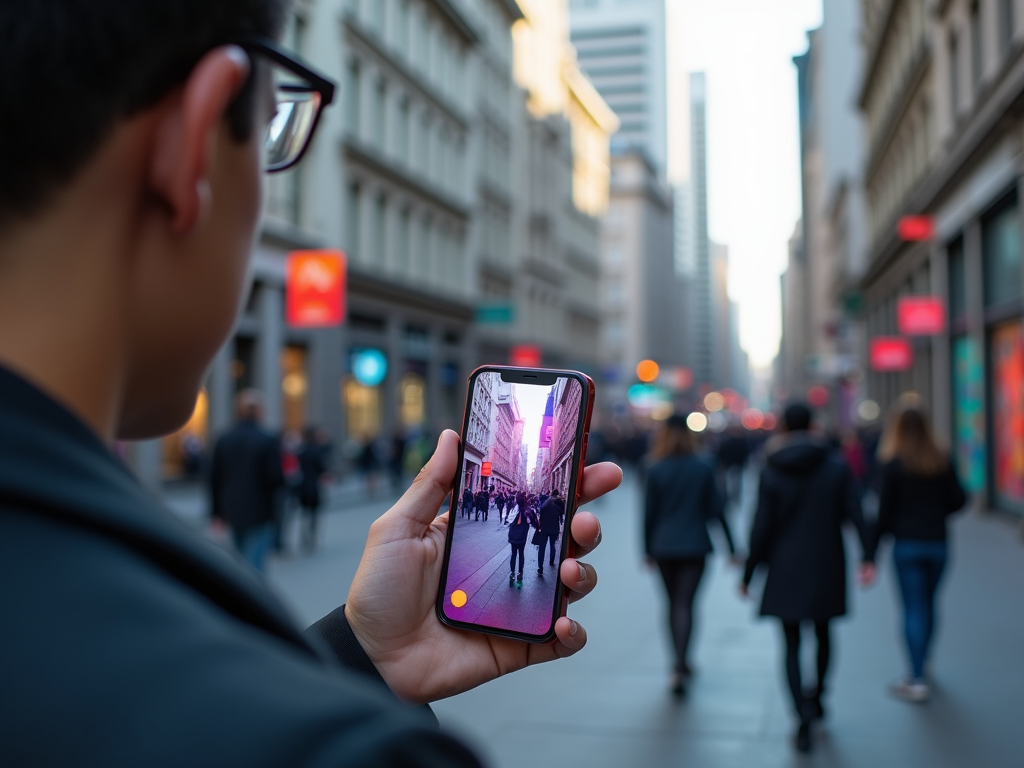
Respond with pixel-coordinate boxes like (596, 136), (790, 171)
(599, 151), (678, 408)
(858, 0), (1024, 515)
(568, 0), (668, 177)
(687, 72), (713, 390)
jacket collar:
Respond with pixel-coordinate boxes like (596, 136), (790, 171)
(0, 364), (319, 660)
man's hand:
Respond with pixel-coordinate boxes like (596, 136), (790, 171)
(344, 430), (622, 705)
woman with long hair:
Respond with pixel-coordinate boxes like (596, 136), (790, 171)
(875, 402), (968, 703)
(644, 414), (737, 697)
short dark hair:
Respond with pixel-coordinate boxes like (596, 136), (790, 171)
(782, 402), (813, 432)
(0, 0), (290, 228)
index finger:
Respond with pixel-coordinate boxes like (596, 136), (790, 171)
(577, 462), (622, 505)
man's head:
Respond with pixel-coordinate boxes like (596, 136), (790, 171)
(236, 389), (265, 424)
(782, 402), (813, 433)
(0, 1), (323, 442)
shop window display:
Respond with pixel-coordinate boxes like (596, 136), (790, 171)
(989, 322), (1024, 511)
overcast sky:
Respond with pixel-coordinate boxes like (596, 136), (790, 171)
(667, 0), (823, 367)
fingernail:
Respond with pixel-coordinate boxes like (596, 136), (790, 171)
(577, 562), (587, 582)
(595, 528), (602, 545)
(569, 619), (579, 636)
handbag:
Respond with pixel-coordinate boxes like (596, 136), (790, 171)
(531, 529), (542, 546)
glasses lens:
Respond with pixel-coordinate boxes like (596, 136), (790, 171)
(265, 85), (321, 171)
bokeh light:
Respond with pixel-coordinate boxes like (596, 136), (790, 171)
(807, 385), (829, 407)
(762, 412), (778, 431)
(686, 412), (708, 432)
(704, 391), (725, 412)
(741, 408), (764, 430)
(636, 359), (660, 383)
(856, 399), (881, 422)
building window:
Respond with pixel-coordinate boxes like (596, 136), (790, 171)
(397, 205), (411, 273)
(982, 194), (1022, 308)
(422, 214), (433, 278)
(374, 78), (387, 150)
(970, 2), (983, 88)
(372, 0), (385, 35)
(397, 96), (410, 161)
(346, 59), (361, 135)
(949, 31), (960, 119)
(1001, 0), (1015, 53)
(397, 0), (410, 53)
(420, 113), (431, 176)
(374, 194), (388, 265)
(347, 182), (362, 258)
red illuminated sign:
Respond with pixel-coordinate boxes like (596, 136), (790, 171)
(897, 216), (935, 242)
(870, 337), (913, 371)
(481, 462), (492, 477)
(510, 345), (541, 367)
(897, 296), (945, 335)
(286, 250), (346, 328)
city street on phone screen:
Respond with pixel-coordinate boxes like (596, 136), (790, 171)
(442, 372), (583, 636)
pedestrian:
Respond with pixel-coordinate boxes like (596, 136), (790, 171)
(0, 6), (623, 764)
(297, 426), (331, 553)
(536, 489), (566, 577)
(840, 431), (868, 497)
(496, 488), (508, 524)
(741, 402), (875, 754)
(716, 423), (751, 506)
(357, 433), (380, 498)
(389, 427), (408, 492)
(474, 485), (489, 522)
(645, 415), (738, 697)
(461, 485), (474, 519)
(873, 403), (968, 703)
(209, 390), (285, 573)
(508, 504), (532, 588)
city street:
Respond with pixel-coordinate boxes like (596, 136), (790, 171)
(443, 503), (563, 634)
(266, 471), (1024, 768)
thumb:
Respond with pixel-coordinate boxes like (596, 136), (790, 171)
(383, 429), (460, 526)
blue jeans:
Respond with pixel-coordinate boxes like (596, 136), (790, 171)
(893, 539), (948, 680)
(233, 523), (273, 573)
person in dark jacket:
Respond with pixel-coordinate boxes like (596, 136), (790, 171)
(645, 415), (737, 696)
(209, 390), (285, 572)
(474, 486), (490, 521)
(0, 5), (623, 763)
(507, 505), (532, 588)
(461, 486), (474, 519)
(741, 403), (875, 754)
(873, 403), (968, 703)
(536, 489), (566, 575)
(297, 426), (331, 552)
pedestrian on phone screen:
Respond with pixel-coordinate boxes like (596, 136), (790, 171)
(741, 402), (875, 754)
(0, 4), (623, 764)
(873, 401), (968, 703)
(644, 414), (737, 697)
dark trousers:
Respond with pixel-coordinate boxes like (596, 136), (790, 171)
(301, 503), (320, 551)
(537, 533), (559, 568)
(893, 538), (948, 680)
(509, 543), (526, 575)
(656, 557), (706, 674)
(781, 620), (831, 721)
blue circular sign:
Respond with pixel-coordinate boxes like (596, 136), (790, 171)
(352, 349), (387, 387)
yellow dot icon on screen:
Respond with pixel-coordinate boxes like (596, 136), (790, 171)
(451, 590), (468, 608)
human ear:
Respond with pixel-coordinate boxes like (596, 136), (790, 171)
(149, 46), (251, 234)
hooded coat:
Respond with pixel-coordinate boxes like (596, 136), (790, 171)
(742, 432), (874, 622)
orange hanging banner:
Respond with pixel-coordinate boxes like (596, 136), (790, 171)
(286, 250), (346, 328)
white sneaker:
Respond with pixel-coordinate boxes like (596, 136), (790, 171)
(889, 678), (930, 703)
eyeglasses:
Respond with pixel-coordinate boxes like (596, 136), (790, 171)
(234, 38), (336, 173)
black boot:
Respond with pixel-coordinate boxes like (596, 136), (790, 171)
(795, 721), (812, 753)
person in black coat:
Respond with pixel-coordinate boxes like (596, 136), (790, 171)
(645, 415), (737, 696)
(297, 426), (331, 553)
(209, 390), (285, 572)
(474, 486), (490, 521)
(507, 505), (533, 587)
(461, 486), (474, 519)
(536, 489), (566, 576)
(741, 403), (875, 753)
(873, 403), (968, 703)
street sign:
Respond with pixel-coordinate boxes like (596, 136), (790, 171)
(286, 250), (345, 327)
(897, 296), (945, 335)
(475, 303), (515, 324)
(481, 461), (492, 477)
(510, 345), (541, 367)
(870, 337), (913, 371)
(897, 215), (935, 241)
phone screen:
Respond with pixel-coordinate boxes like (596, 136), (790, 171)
(439, 369), (587, 640)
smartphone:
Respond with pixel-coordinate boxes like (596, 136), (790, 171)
(436, 366), (595, 643)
